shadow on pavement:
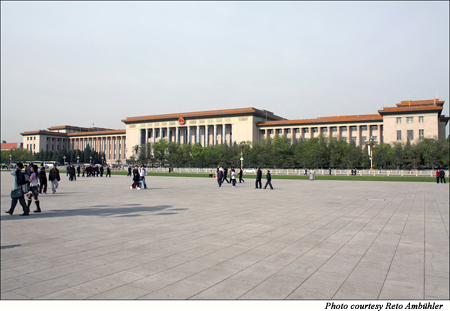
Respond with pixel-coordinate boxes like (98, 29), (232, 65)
(0, 204), (177, 221)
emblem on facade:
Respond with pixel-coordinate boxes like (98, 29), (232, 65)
(178, 117), (185, 125)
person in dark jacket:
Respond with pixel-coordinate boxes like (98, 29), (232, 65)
(440, 168), (446, 183)
(264, 170), (274, 190)
(5, 162), (30, 216)
(217, 169), (223, 187)
(239, 168), (244, 183)
(255, 167), (262, 189)
(49, 164), (61, 194)
(100, 165), (104, 177)
(106, 165), (111, 178)
(38, 164), (48, 194)
(223, 168), (230, 183)
(127, 165), (132, 177)
(77, 165), (81, 177)
(131, 165), (140, 189)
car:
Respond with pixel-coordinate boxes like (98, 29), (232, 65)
(245, 168), (256, 173)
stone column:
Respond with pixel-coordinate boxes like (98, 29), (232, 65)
(197, 126), (200, 145)
(214, 125), (217, 145)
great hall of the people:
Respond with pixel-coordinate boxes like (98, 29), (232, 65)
(21, 99), (449, 164)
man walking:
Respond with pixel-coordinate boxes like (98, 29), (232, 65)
(255, 167), (262, 189)
(440, 168), (446, 184)
(239, 168), (244, 183)
(49, 164), (61, 194)
(264, 169), (274, 190)
(139, 165), (148, 189)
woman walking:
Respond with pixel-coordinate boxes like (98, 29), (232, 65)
(27, 164), (41, 213)
(38, 164), (48, 194)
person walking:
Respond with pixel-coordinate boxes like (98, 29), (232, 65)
(38, 164), (48, 194)
(27, 164), (41, 213)
(436, 169), (440, 183)
(231, 168), (236, 187)
(131, 165), (140, 189)
(264, 169), (274, 190)
(440, 168), (446, 184)
(139, 165), (148, 189)
(223, 168), (230, 183)
(239, 168), (244, 183)
(49, 164), (61, 194)
(5, 162), (30, 216)
(217, 169), (223, 187)
(127, 165), (132, 177)
(100, 165), (104, 177)
(106, 165), (111, 177)
(77, 165), (81, 177)
(255, 167), (262, 189)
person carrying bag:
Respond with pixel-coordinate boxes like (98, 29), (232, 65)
(5, 162), (30, 216)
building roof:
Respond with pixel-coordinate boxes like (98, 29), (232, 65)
(21, 129), (125, 137)
(48, 125), (116, 132)
(121, 107), (285, 124)
(257, 114), (383, 127)
(1, 142), (21, 150)
(396, 99), (444, 107)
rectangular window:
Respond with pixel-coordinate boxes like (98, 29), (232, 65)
(276, 129), (282, 134)
(321, 128), (328, 133)
(407, 130), (414, 140)
(419, 129), (424, 140)
(351, 137), (357, 143)
(350, 126), (357, 131)
(370, 125), (378, 131)
(407, 117), (413, 124)
(286, 129), (291, 134)
(313, 128), (318, 133)
(295, 128), (300, 133)
(397, 117), (402, 124)
(331, 127), (338, 132)
(397, 130), (402, 141)
(372, 136), (378, 141)
(340, 127), (347, 132)
(303, 128), (309, 133)
(419, 116), (424, 123)
(260, 130), (265, 134)
(269, 129), (274, 135)
(361, 136), (367, 143)
(360, 126), (367, 131)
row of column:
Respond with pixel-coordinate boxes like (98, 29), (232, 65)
(140, 124), (234, 147)
(262, 125), (383, 146)
(69, 136), (126, 162)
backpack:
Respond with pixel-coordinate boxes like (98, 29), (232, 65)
(16, 170), (27, 185)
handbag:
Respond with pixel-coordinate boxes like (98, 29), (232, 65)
(11, 187), (24, 199)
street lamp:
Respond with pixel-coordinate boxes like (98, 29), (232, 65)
(365, 136), (375, 170)
(101, 156), (104, 165)
(77, 156), (80, 165)
(89, 156), (92, 164)
(239, 142), (245, 170)
(63, 156), (66, 165)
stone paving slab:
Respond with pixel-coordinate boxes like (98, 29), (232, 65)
(1, 172), (449, 301)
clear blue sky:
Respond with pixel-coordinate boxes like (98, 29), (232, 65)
(2, 1), (449, 143)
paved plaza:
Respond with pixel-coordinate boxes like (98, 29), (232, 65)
(1, 172), (449, 300)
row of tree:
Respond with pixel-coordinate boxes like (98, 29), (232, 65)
(130, 136), (449, 169)
(1, 145), (107, 166)
(2, 136), (448, 169)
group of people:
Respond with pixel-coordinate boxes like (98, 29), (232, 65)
(436, 168), (446, 183)
(215, 167), (244, 187)
(5, 162), (61, 216)
(71, 164), (111, 178)
(255, 167), (274, 190)
(130, 165), (148, 190)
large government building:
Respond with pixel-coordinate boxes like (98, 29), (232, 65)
(21, 99), (449, 164)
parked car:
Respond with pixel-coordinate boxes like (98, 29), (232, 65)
(245, 168), (256, 173)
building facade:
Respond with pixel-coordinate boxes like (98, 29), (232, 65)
(21, 99), (448, 164)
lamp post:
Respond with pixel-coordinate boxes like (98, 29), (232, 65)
(365, 136), (375, 170)
(77, 156), (80, 165)
(63, 156), (66, 166)
(89, 156), (92, 164)
(239, 142), (245, 170)
(101, 156), (104, 165)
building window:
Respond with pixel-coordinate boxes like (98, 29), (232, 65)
(407, 130), (414, 140)
(321, 127), (328, 133)
(303, 128), (309, 133)
(370, 125), (378, 131)
(407, 117), (413, 124)
(312, 128), (318, 133)
(372, 136), (378, 142)
(419, 129), (424, 140)
(351, 137), (357, 143)
(360, 126), (367, 131)
(397, 117), (401, 124)
(276, 129), (282, 134)
(295, 128), (300, 133)
(419, 116), (424, 123)
(269, 129), (274, 135)
(331, 127), (337, 132)
(260, 130), (265, 135)
(350, 126), (357, 131)
(286, 129), (291, 134)
(341, 127), (347, 132)
(397, 130), (402, 141)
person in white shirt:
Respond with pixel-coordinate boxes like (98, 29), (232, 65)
(139, 165), (148, 189)
(231, 169), (236, 187)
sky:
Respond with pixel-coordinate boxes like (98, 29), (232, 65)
(1, 1), (449, 143)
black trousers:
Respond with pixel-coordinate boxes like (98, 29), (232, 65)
(255, 179), (262, 188)
(440, 176), (446, 183)
(264, 180), (273, 189)
(39, 179), (47, 193)
(10, 196), (29, 214)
